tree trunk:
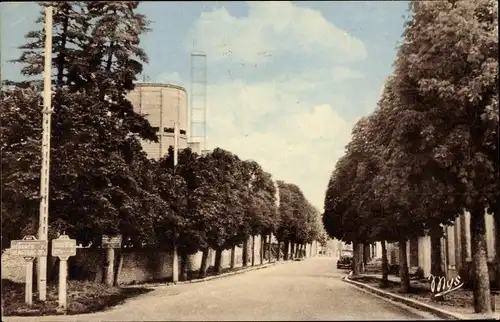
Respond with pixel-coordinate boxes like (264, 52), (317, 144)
(199, 248), (209, 278)
(381, 240), (389, 288)
(284, 240), (289, 260)
(359, 242), (365, 273)
(179, 252), (188, 281)
(268, 234), (272, 263)
(363, 243), (370, 266)
(399, 240), (410, 293)
(242, 238), (249, 267)
(230, 246), (236, 269)
(251, 235), (256, 266)
(460, 214), (469, 270)
(260, 235), (264, 265)
(494, 212), (500, 290)
(277, 241), (282, 261)
(290, 242), (295, 260)
(430, 226), (444, 276)
(470, 208), (492, 314)
(353, 241), (361, 276)
(214, 248), (223, 275)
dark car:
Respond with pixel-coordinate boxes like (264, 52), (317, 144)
(336, 256), (353, 270)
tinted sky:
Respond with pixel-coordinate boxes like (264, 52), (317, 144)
(1, 1), (410, 210)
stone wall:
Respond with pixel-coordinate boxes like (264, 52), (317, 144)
(2, 235), (265, 286)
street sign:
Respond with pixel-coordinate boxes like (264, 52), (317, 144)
(11, 236), (48, 259)
(52, 235), (77, 259)
(102, 235), (122, 248)
(9, 236), (42, 306)
(51, 235), (76, 309)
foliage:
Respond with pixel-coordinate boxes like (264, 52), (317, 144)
(322, 0), (498, 312)
(2, 1), (161, 247)
(2, 2), (321, 258)
(276, 181), (319, 244)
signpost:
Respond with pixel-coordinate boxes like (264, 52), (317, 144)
(102, 235), (122, 249)
(102, 235), (122, 286)
(52, 234), (76, 308)
(10, 236), (48, 305)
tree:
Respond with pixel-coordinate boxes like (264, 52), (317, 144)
(389, 0), (498, 312)
(239, 160), (279, 266)
(190, 148), (248, 276)
(1, 86), (43, 249)
(276, 181), (319, 261)
(3, 1), (159, 247)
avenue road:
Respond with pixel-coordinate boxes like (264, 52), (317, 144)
(5, 257), (440, 321)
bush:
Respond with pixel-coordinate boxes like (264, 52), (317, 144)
(2, 279), (151, 316)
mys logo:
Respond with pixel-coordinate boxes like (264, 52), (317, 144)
(428, 275), (464, 297)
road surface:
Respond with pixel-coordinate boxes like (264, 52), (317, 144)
(4, 257), (439, 321)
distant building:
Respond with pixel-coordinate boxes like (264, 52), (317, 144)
(127, 83), (188, 159)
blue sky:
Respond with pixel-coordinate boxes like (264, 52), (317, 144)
(1, 1), (409, 210)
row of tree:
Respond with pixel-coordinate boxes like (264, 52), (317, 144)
(323, 0), (498, 314)
(1, 1), (325, 281)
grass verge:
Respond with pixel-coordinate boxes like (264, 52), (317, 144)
(2, 279), (152, 316)
(350, 275), (475, 311)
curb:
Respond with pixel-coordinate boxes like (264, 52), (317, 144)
(123, 258), (301, 289)
(343, 272), (464, 320)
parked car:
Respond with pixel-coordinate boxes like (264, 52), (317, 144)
(336, 255), (353, 270)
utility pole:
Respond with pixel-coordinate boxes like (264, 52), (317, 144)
(38, 5), (53, 302)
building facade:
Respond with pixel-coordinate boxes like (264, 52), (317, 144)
(387, 210), (496, 281)
(127, 83), (189, 159)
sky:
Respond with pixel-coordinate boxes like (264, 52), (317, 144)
(1, 1), (410, 211)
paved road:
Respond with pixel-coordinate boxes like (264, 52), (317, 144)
(5, 257), (439, 321)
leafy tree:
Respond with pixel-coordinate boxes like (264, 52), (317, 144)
(276, 181), (298, 259)
(190, 148), (248, 276)
(276, 181), (318, 260)
(1, 86), (43, 249)
(155, 147), (211, 280)
(238, 160), (279, 265)
(388, 0), (498, 312)
(323, 112), (430, 287)
(3, 1), (159, 247)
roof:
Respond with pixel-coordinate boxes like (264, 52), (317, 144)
(134, 82), (187, 92)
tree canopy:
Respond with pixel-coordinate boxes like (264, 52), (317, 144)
(322, 0), (498, 313)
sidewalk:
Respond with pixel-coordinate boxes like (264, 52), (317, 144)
(350, 272), (500, 320)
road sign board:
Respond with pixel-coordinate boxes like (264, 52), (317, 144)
(102, 235), (122, 249)
(52, 235), (77, 258)
(11, 237), (48, 258)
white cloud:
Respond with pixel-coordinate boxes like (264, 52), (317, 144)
(156, 71), (183, 86)
(202, 78), (353, 210)
(186, 1), (367, 65)
(331, 67), (365, 81)
(170, 2), (376, 210)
